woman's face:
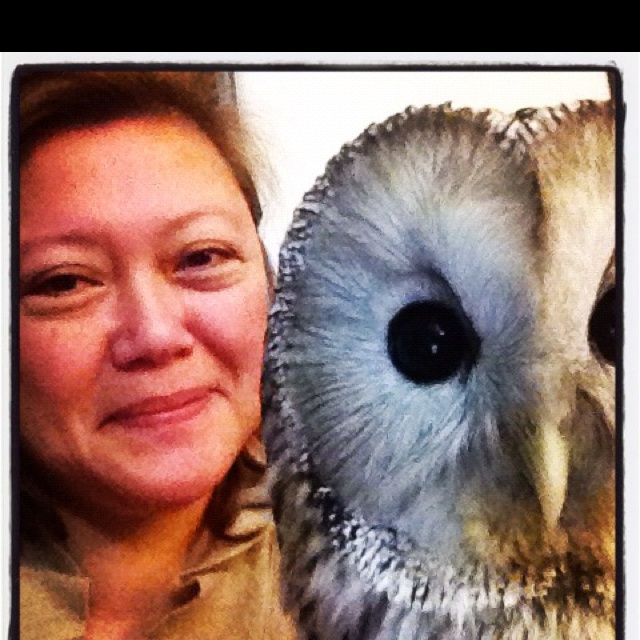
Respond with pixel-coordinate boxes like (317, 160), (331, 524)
(19, 116), (269, 517)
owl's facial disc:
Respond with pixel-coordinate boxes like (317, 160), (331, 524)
(387, 300), (480, 384)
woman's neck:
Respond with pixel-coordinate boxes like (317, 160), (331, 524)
(58, 496), (211, 640)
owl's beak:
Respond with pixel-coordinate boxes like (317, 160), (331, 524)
(524, 420), (570, 532)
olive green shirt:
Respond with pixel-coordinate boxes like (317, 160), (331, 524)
(20, 451), (299, 640)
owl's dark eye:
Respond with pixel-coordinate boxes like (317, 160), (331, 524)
(589, 286), (616, 365)
(387, 300), (480, 384)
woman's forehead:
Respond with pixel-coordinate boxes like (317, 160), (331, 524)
(20, 116), (256, 246)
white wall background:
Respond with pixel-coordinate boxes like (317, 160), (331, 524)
(235, 70), (610, 262)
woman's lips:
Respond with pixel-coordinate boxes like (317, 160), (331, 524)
(102, 387), (213, 429)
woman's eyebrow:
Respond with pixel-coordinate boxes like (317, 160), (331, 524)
(19, 233), (105, 257)
(162, 208), (242, 232)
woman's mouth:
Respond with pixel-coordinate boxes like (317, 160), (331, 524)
(102, 387), (214, 430)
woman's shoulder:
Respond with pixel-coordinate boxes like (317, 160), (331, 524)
(19, 438), (300, 639)
(166, 522), (298, 639)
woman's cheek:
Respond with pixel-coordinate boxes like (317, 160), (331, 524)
(20, 316), (104, 403)
(188, 281), (268, 370)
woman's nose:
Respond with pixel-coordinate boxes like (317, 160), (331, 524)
(109, 275), (194, 370)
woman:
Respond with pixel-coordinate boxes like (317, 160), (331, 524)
(17, 69), (297, 639)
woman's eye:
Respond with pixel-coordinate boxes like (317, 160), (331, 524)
(22, 272), (100, 298)
(176, 245), (240, 274)
(177, 248), (220, 270)
(175, 245), (241, 291)
(20, 268), (104, 315)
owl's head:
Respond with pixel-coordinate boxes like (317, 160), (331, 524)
(263, 101), (616, 639)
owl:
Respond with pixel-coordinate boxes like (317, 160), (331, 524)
(262, 100), (616, 639)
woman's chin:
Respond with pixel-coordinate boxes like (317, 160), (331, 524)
(111, 460), (231, 511)
(89, 413), (252, 512)
(53, 456), (230, 524)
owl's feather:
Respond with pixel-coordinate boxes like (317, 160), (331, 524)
(263, 102), (615, 639)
